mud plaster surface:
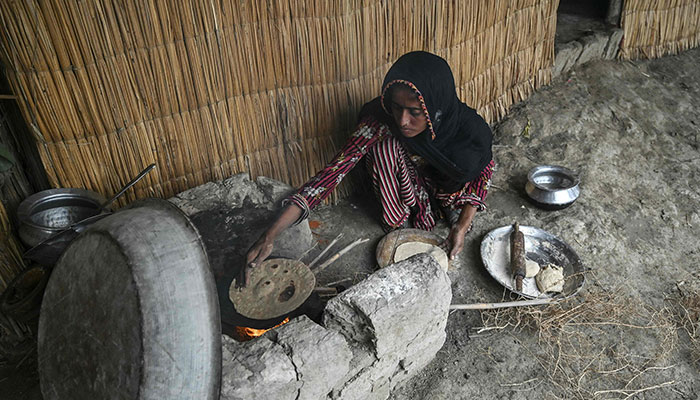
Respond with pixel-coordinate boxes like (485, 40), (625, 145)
(309, 48), (700, 399)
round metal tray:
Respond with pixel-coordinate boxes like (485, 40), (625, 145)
(480, 225), (585, 299)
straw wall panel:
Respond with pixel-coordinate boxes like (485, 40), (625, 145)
(0, 0), (558, 205)
(620, 0), (700, 59)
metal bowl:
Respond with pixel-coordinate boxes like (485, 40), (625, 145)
(525, 165), (580, 210)
(17, 188), (107, 248)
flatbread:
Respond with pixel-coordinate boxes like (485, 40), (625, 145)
(535, 263), (564, 293)
(229, 258), (315, 320)
(525, 259), (540, 278)
(394, 242), (449, 271)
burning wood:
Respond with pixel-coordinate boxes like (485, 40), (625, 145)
(232, 318), (290, 342)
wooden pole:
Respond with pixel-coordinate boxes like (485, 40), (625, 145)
(449, 298), (557, 310)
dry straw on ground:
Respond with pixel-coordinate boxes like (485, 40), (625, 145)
(0, 0), (557, 206)
(620, 0), (700, 60)
(668, 275), (700, 365)
(477, 288), (681, 399)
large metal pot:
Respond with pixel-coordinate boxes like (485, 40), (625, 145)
(38, 199), (221, 400)
(525, 165), (580, 210)
(16, 188), (107, 248)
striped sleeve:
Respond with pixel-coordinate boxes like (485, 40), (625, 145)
(284, 116), (389, 223)
(436, 159), (494, 212)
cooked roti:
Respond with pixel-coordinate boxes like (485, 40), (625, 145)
(394, 242), (449, 271)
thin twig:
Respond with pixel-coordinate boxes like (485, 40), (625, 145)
(623, 365), (676, 389)
(312, 238), (369, 273)
(296, 242), (319, 263)
(499, 377), (539, 387)
(307, 233), (344, 268)
(593, 380), (675, 399)
(324, 277), (352, 287)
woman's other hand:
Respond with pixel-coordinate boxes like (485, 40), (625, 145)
(442, 204), (476, 260)
(444, 226), (465, 260)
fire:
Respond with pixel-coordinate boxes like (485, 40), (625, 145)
(233, 317), (290, 342)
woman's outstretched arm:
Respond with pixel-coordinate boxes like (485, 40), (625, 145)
(236, 203), (302, 288)
(238, 117), (390, 288)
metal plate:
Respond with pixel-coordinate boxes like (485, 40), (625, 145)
(229, 258), (316, 320)
(480, 225), (585, 299)
(376, 228), (444, 268)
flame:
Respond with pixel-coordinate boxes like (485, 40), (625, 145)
(233, 317), (290, 342)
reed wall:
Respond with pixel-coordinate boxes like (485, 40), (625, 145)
(0, 0), (558, 206)
(620, 0), (700, 59)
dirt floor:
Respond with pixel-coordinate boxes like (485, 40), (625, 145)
(312, 47), (700, 399)
(3, 46), (699, 400)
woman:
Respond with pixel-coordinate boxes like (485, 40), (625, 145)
(240, 51), (493, 287)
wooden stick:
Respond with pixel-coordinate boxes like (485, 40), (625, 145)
(312, 286), (338, 295)
(296, 241), (318, 263)
(324, 277), (352, 287)
(307, 232), (343, 268)
(312, 238), (369, 273)
(0, 95), (16, 100)
(449, 298), (558, 310)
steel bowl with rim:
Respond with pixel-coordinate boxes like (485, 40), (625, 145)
(17, 188), (107, 248)
(525, 165), (580, 210)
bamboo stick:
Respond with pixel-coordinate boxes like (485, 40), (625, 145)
(312, 238), (370, 273)
(450, 298), (558, 310)
(308, 233), (344, 268)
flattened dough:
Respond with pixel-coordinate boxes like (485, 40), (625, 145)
(536, 263), (565, 293)
(525, 259), (540, 278)
(394, 242), (449, 271)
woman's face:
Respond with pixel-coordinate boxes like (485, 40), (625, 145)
(390, 86), (427, 138)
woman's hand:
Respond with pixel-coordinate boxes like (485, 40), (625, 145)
(236, 234), (274, 288)
(246, 234), (275, 268)
(444, 226), (466, 260)
(442, 204), (476, 260)
(235, 204), (304, 288)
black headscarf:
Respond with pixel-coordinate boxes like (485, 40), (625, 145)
(360, 51), (493, 193)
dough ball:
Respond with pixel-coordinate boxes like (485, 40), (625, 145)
(394, 242), (449, 271)
(525, 259), (540, 278)
(535, 263), (565, 293)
